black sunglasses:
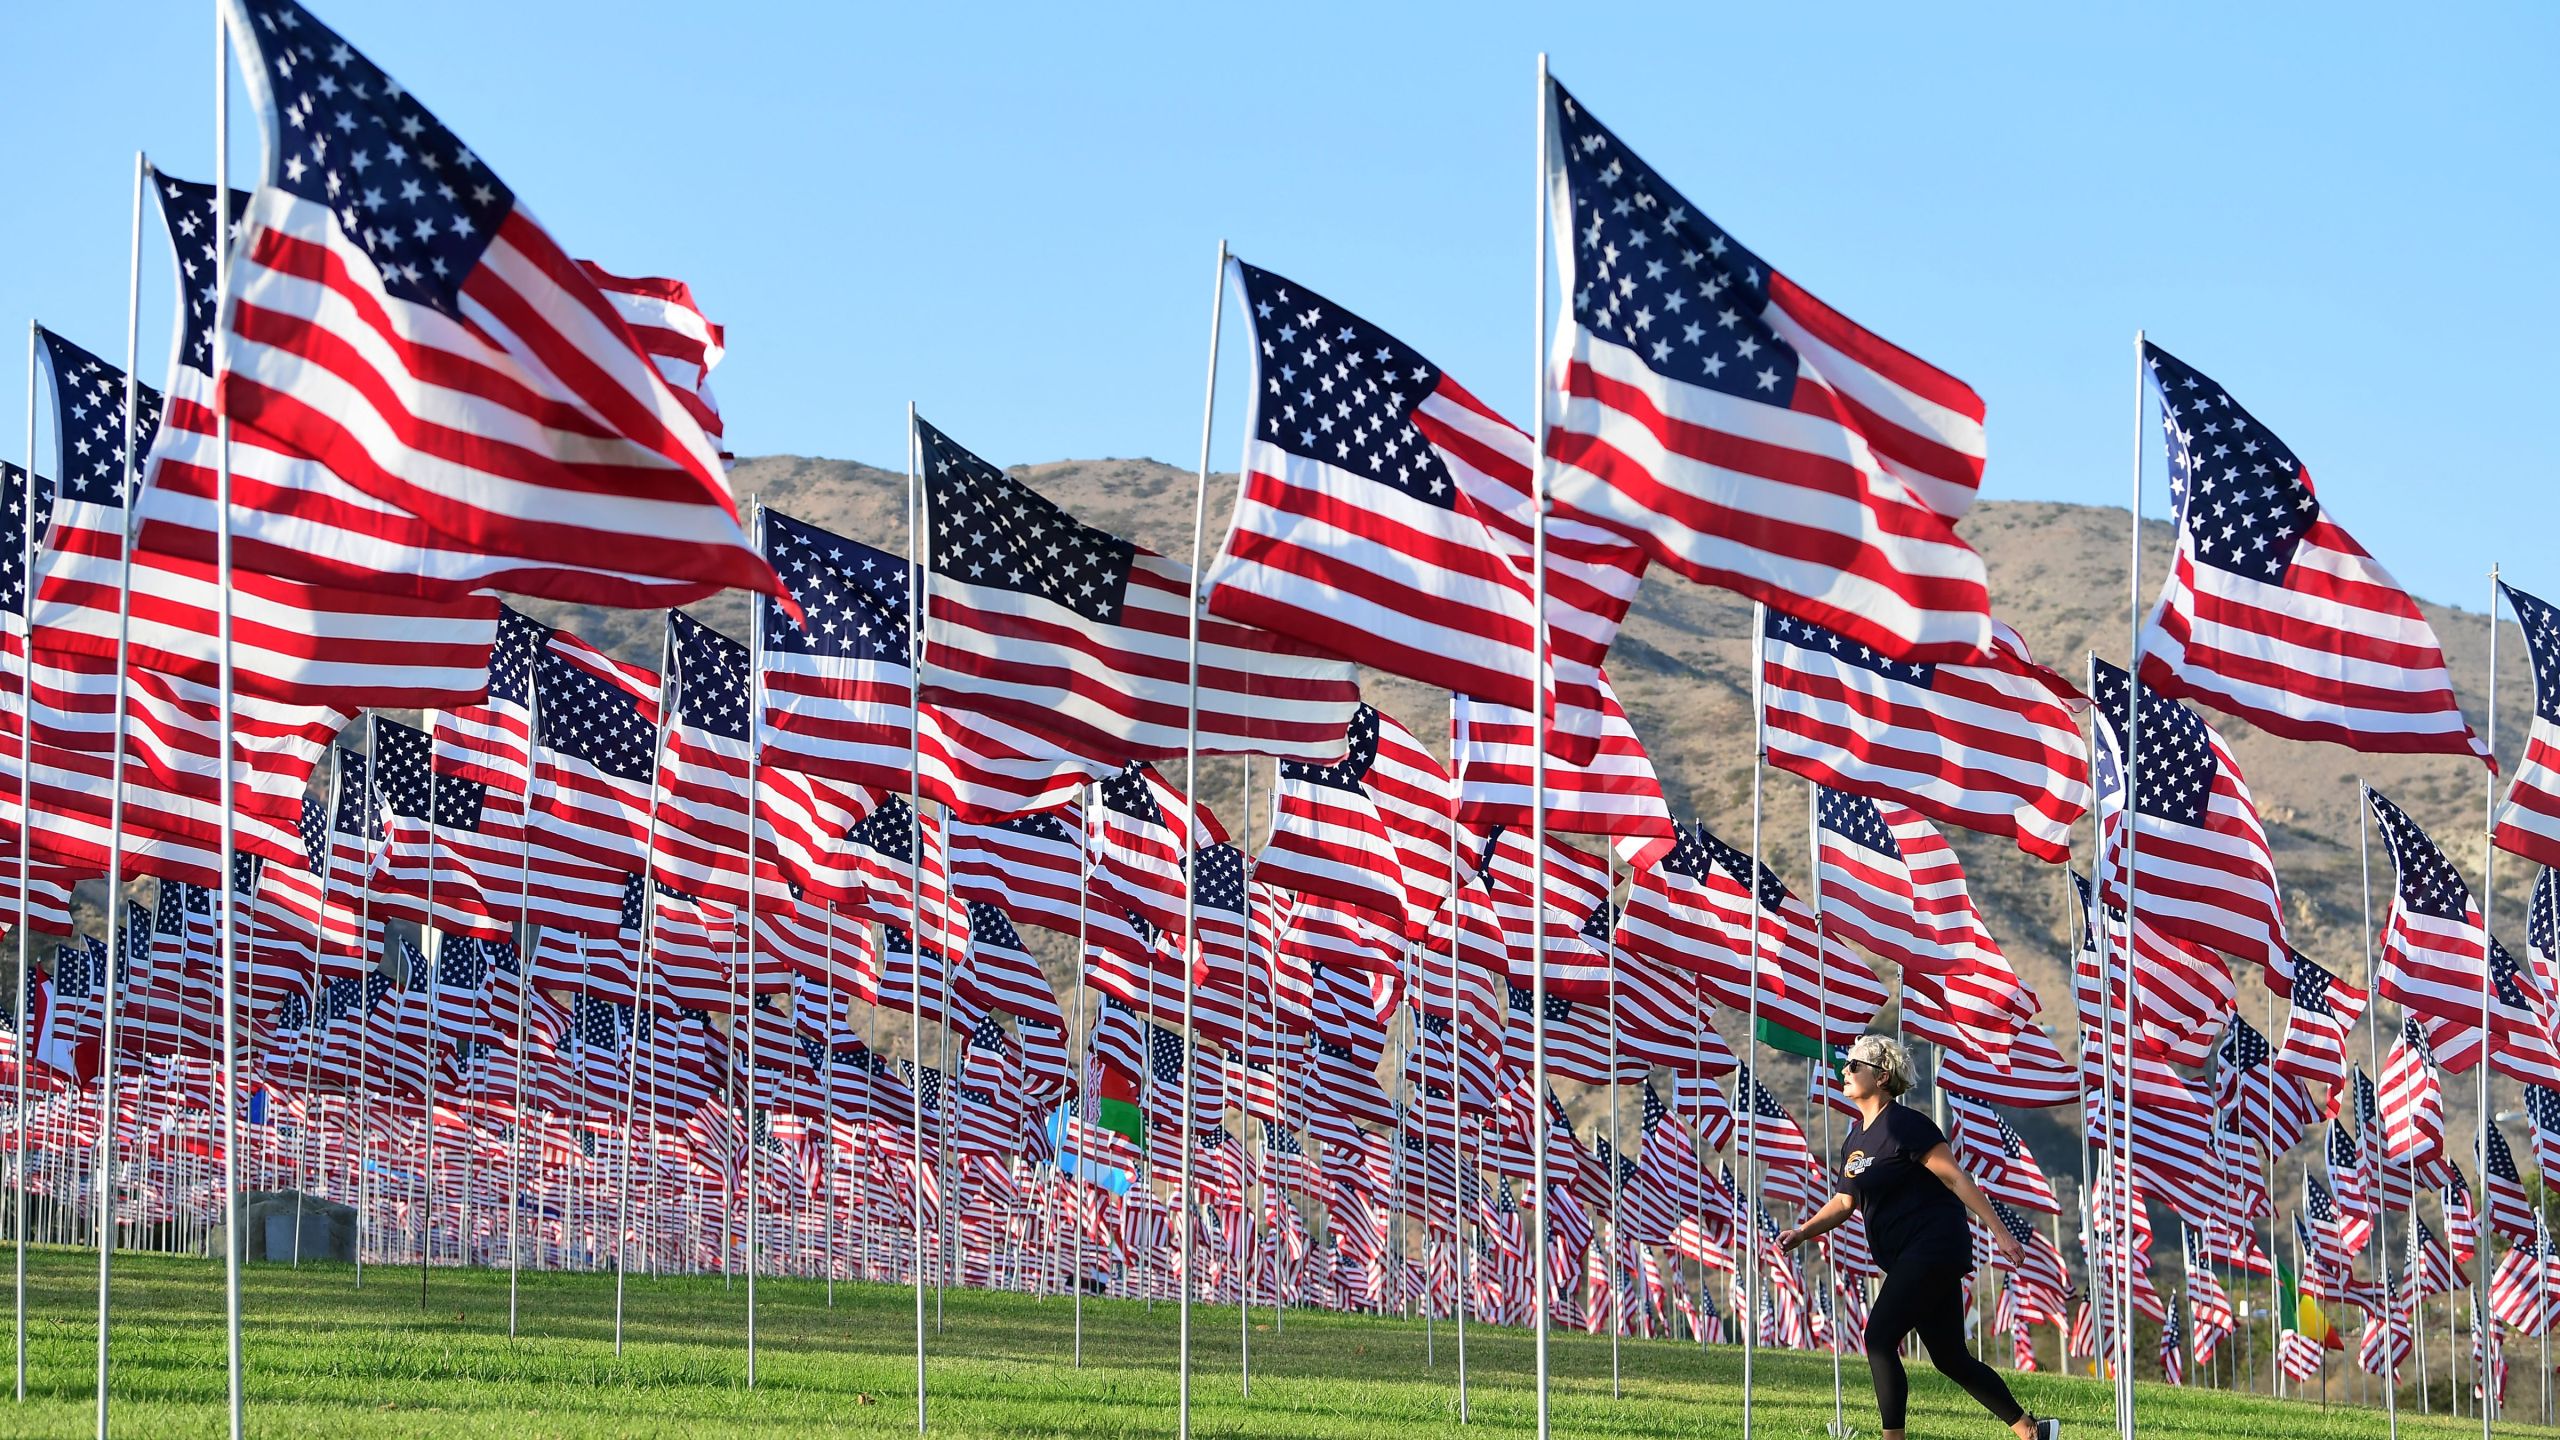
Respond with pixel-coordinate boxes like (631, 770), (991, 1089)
(1841, 1058), (1883, 1076)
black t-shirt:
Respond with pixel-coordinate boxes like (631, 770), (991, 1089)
(1835, 1103), (1969, 1271)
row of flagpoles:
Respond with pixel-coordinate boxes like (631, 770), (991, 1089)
(2, 6), (2559, 1440)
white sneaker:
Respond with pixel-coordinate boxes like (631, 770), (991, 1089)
(2031, 1419), (2060, 1440)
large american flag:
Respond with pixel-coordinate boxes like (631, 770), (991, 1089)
(1210, 258), (1636, 763)
(1760, 610), (2088, 863)
(2138, 342), (2486, 763)
(915, 416), (1359, 765)
(529, 632), (658, 878)
(758, 506), (1102, 819)
(2494, 580), (2560, 869)
(215, 0), (774, 607)
(1541, 79), (1993, 665)
(1260, 705), (1427, 930)
(2089, 657), (2287, 976)
(1453, 672), (1676, 869)
(2366, 785), (2560, 1087)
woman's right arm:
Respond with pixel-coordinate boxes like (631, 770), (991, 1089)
(1780, 1193), (1854, 1253)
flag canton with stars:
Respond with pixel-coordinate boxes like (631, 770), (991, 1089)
(2533, 871), (2559, 962)
(968, 1014), (1010, 1053)
(2306, 1172), (2338, 1222)
(2291, 953), (2339, 1017)
(1697, 826), (1792, 912)
(2145, 342), (2317, 583)
(536, 649), (655, 783)
(486, 607), (546, 708)
(1260, 1119), (1305, 1156)
(846, 794), (918, 864)
(2222, 1017), (2270, 1070)
(376, 718), (486, 829)
(236, 0), (513, 316)
(572, 994), (624, 1050)
(1097, 765), (1165, 827)
(296, 795), (331, 872)
(1145, 1023), (1189, 1084)
(1653, 823), (1719, 884)
(1232, 262), (1458, 510)
(1738, 1066), (1792, 1120)
(1641, 1082), (1671, 1133)
(1817, 788), (1900, 861)
(1766, 609), (1937, 687)
(437, 936), (487, 991)
(0, 464), (55, 618)
(2484, 1123), (2523, 1183)
(2489, 941), (2538, 1012)
(1578, 898), (1618, 946)
(1550, 81), (1796, 401)
(329, 750), (375, 837)
(667, 611), (750, 741)
(1508, 985), (1573, 1023)
(965, 900), (1024, 953)
(762, 509), (911, 662)
(40, 329), (162, 508)
(2367, 788), (2471, 921)
(2504, 582), (2560, 725)
(995, 809), (1075, 849)
(1280, 704), (1380, 790)
(1193, 843), (1247, 919)
(151, 170), (250, 376)
(917, 417), (1134, 625)
(2089, 658), (2217, 824)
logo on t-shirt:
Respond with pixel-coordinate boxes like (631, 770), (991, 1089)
(1843, 1149), (1872, 1178)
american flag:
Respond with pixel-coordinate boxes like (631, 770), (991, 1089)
(959, 900), (1065, 1036)
(758, 507), (1101, 819)
(1732, 1065), (1812, 1169)
(1090, 764), (1191, 943)
(1212, 258), (1636, 760)
(2072, 872), (2234, 1069)
(2138, 342), (2486, 763)
(2495, 580), (2560, 868)
(1947, 1096), (2061, 1214)
(2272, 951), (2367, 1105)
(1260, 705), (1424, 927)
(371, 715), (518, 939)
(2374, 1016), (2447, 1171)
(914, 416), (1359, 765)
(1452, 672), (1677, 869)
(121, 166), (505, 702)
(1690, 825), (1888, 1050)
(20, 329), (345, 886)
(1540, 79), (1993, 666)
(215, 0), (774, 607)
(2488, 1217), (2560, 1333)
(2480, 1124), (2538, 1243)
(578, 262), (725, 450)
(2368, 785), (2560, 1087)
(2217, 1017), (2318, 1157)
(653, 611), (756, 910)
(1761, 611), (2088, 863)
(529, 632), (658, 876)
(2089, 657), (2287, 975)
(947, 804), (1085, 939)
(1815, 788), (2008, 982)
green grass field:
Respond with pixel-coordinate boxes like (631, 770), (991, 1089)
(0, 1247), (2542, 1438)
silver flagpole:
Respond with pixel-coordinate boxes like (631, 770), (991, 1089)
(2362, 782), (2398, 1434)
(12, 318), (31, 1410)
(92, 147), (148, 1440)
(209, 11), (249, 1429)
(1237, 753), (1254, 1395)
(1528, 53), (1555, 1440)
(1444, 706), (1468, 1421)
(1741, 603), (1768, 1440)
(1177, 235), (1226, 1440)
(1808, 781), (1842, 1435)
(416, 731), (445, 1300)
(356, 721), (377, 1287)
(508, 651), (542, 1338)
(616, 623), (678, 1353)
(2114, 328), (2149, 1439)
(1605, 904), (1622, 1395)
(1072, 785), (1090, 1365)
(744, 501), (768, 1387)
(905, 403), (928, 1432)
(2476, 567), (2499, 1440)
(823, 907), (838, 1306)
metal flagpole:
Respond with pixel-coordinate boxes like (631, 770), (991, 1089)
(744, 501), (768, 1387)
(1741, 603), (1770, 1440)
(416, 727), (445, 1303)
(508, 660), (543, 1338)
(356, 719), (378, 1288)
(2361, 781), (2399, 1437)
(1443, 711), (1469, 1420)
(1808, 782), (1843, 1434)
(823, 908), (838, 1307)
(1528, 53), (1555, 1440)
(616, 623), (678, 1353)
(12, 318), (31, 1410)
(1072, 786), (1090, 1366)
(90, 146), (148, 1440)
(905, 402), (928, 1432)
(1176, 235), (1227, 1440)
(209, 17), (249, 1429)
(1237, 753), (1254, 1395)
(1606, 932), (1622, 1395)
(2113, 327), (2150, 1439)
(2476, 567), (2499, 1440)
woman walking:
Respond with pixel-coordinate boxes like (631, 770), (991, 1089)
(1781, 1036), (2057, 1440)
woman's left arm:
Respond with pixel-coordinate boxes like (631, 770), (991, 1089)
(1921, 1143), (2021, 1266)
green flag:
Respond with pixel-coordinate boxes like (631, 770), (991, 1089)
(1754, 1015), (1826, 1060)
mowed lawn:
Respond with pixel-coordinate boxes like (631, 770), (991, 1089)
(0, 1247), (2539, 1438)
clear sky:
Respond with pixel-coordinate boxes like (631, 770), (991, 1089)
(4, 1), (2552, 610)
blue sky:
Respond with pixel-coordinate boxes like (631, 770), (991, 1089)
(4, 2), (2552, 609)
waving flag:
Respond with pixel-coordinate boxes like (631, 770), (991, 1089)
(2495, 581), (2560, 868)
(915, 417), (1359, 765)
(2272, 951), (2368, 1106)
(2089, 657), (2287, 974)
(1541, 78), (1992, 664)
(1453, 673), (1676, 869)
(530, 632), (658, 875)
(1761, 610), (2087, 863)
(1814, 789), (2003, 980)
(2368, 785), (2560, 1087)
(654, 611), (756, 910)
(948, 805), (1085, 939)
(2218, 1017), (2319, 1156)
(2138, 343), (2486, 763)
(1692, 826), (1888, 1053)
(215, 0), (773, 606)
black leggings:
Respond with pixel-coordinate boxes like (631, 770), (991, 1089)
(1863, 1257), (2026, 1431)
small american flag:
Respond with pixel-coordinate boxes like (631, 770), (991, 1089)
(2138, 342), (2487, 763)
(1452, 672), (1676, 870)
(652, 611), (755, 910)
(2495, 580), (2560, 868)
(1541, 79), (1993, 666)
(915, 415), (1359, 765)
(947, 806), (1085, 939)
(2090, 657), (2287, 975)
(2272, 951), (2367, 1105)
(215, 0), (774, 607)
(2368, 785), (2560, 1087)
